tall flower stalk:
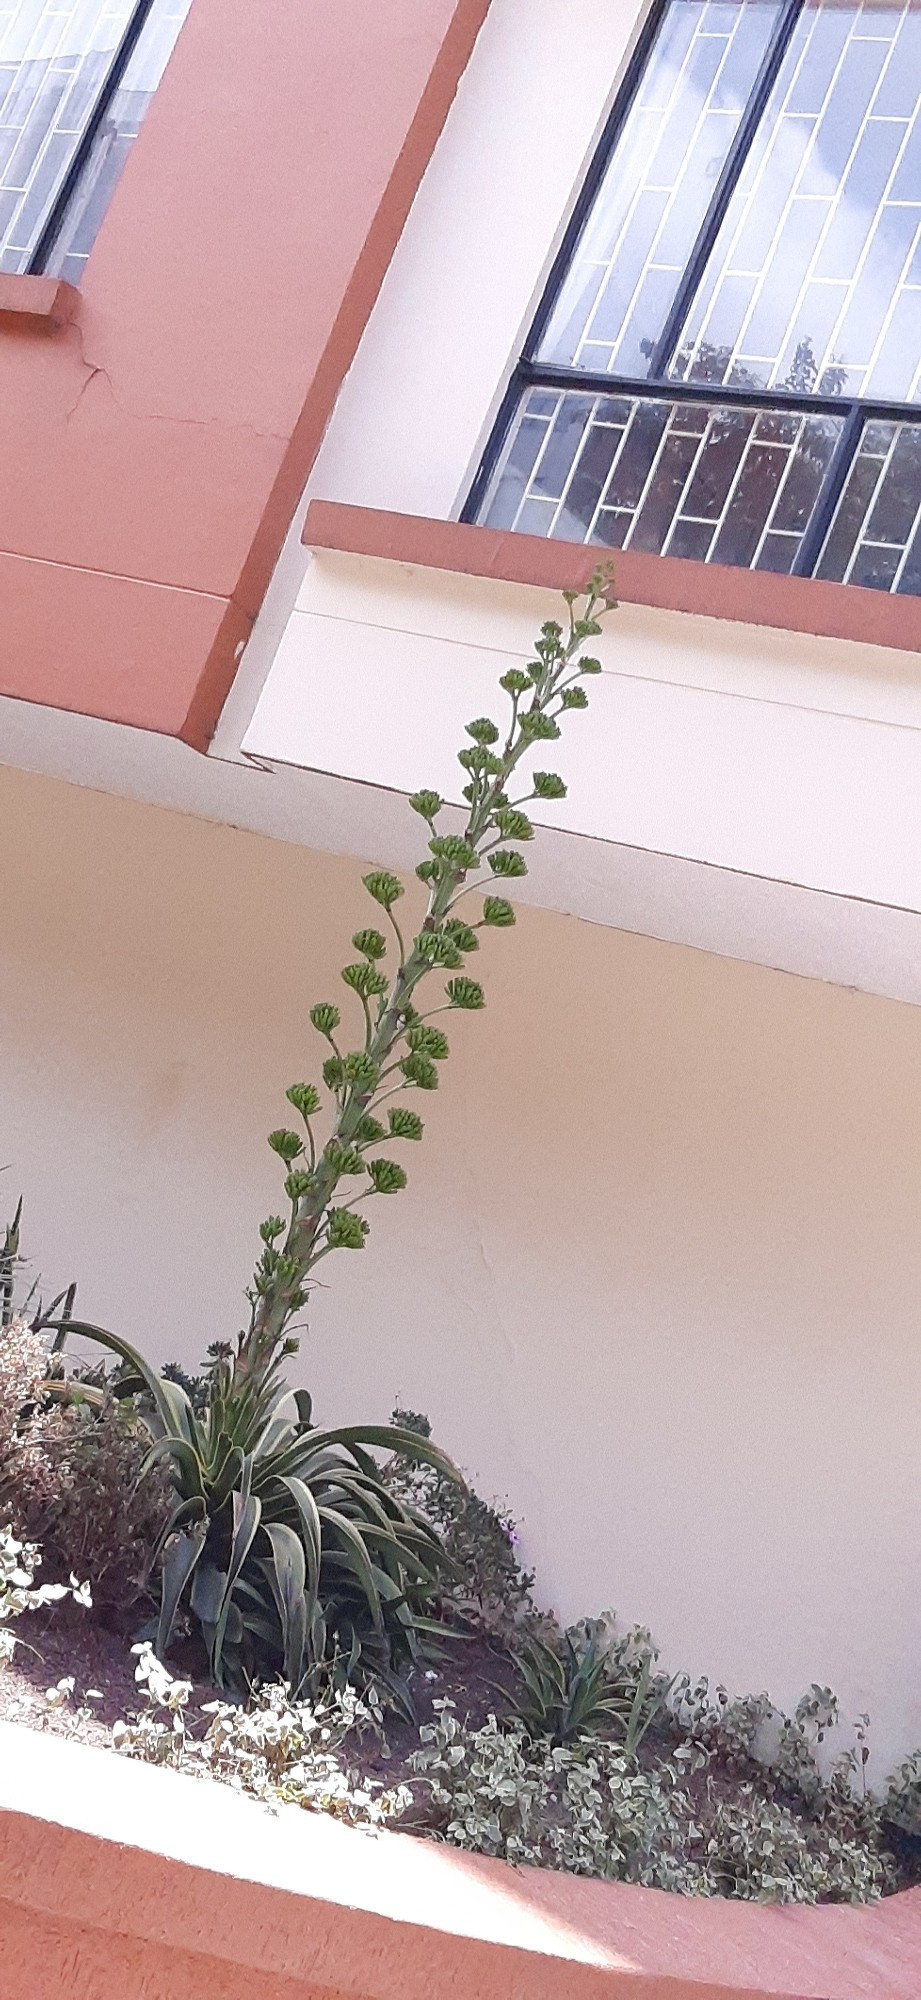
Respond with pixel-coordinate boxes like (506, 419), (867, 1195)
(243, 572), (615, 1384)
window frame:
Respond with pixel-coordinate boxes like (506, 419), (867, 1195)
(12, 0), (162, 279)
(463, 0), (921, 588)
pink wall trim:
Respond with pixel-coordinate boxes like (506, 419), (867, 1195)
(3, 1768), (921, 1999)
(0, 0), (492, 749)
(303, 501), (921, 656)
(1, 1723), (921, 2000)
(0, 550), (248, 744)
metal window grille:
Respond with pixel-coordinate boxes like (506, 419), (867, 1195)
(0, 0), (192, 282)
(467, 0), (921, 597)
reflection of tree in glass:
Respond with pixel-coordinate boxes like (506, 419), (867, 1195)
(783, 338), (847, 399)
(668, 335), (847, 397)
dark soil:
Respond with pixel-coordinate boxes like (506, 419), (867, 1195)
(0, 1597), (519, 1776)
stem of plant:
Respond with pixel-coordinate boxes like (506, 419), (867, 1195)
(239, 574), (615, 1385)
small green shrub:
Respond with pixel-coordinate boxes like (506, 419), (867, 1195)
(387, 1407), (538, 1637)
(509, 1618), (668, 1752)
(0, 1316), (171, 1611)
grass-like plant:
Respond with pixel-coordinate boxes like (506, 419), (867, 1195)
(59, 575), (615, 1695)
(509, 1619), (668, 1752)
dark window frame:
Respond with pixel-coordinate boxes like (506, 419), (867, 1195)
(463, 0), (921, 589)
(25, 0), (160, 277)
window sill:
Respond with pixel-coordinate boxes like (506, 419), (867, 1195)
(303, 501), (921, 656)
(0, 274), (78, 329)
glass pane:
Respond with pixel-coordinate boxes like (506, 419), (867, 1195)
(818, 419), (921, 592)
(538, 0), (780, 378)
(0, 0), (137, 273)
(44, 0), (191, 280)
(675, 0), (921, 402)
(481, 386), (843, 570)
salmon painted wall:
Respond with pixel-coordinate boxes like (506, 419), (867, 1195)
(0, 0), (491, 746)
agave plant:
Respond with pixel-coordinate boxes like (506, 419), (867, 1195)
(50, 580), (615, 1700)
(509, 1619), (667, 1752)
(60, 1319), (458, 1703)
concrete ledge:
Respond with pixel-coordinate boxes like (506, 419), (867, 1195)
(0, 275), (79, 329)
(302, 501), (921, 658)
(1, 1722), (920, 1998)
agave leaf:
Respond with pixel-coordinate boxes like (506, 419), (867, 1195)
(262, 1522), (309, 1690)
(303, 1424), (463, 1485)
(148, 1493), (207, 1571)
(138, 1432), (205, 1501)
(49, 1319), (204, 1453)
(318, 1506), (384, 1634)
(209, 1443), (246, 1511)
(358, 1523), (444, 1583)
(369, 1663), (416, 1724)
(253, 1416), (295, 1464)
(212, 1474), (262, 1680)
(157, 1522), (206, 1658)
(277, 1475), (321, 1607)
(191, 1562), (226, 1627)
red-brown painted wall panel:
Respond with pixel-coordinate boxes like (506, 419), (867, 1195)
(0, 0), (491, 747)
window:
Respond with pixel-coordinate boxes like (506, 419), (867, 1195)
(0, 0), (192, 283)
(469, 0), (921, 596)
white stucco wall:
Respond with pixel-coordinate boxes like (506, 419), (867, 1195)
(3, 761), (920, 1772)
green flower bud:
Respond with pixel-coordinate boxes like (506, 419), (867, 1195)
(310, 1003), (341, 1037)
(443, 918), (479, 952)
(325, 1143), (365, 1178)
(561, 685), (589, 709)
(430, 835), (479, 872)
(465, 717), (500, 745)
(342, 1052), (381, 1090)
(499, 669), (530, 695)
(407, 1025), (449, 1061)
(446, 977), (485, 1010)
(355, 1114), (386, 1144)
(519, 710), (560, 741)
(352, 928), (387, 961)
(323, 1054), (345, 1091)
(284, 1169), (315, 1200)
(409, 790), (443, 820)
(259, 1216), (285, 1243)
(416, 860), (439, 884)
(327, 1209), (370, 1250)
(286, 1083), (320, 1119)
(401, 1052), (439, 1090)
(341, 961), (388, 998)
(363, 870), (404, 909)
(579, 656), (602, 675)
(532, 771), (567, 800)
(488, 850), (528, 879)
(388, 1108), (423, 1141)
(268, 1129), (303, 1162)
(415, 931), (463, 968)
(481, 896), (515, 927)
(494, 808), (533, 841)
(368, 1158), (408, 1195)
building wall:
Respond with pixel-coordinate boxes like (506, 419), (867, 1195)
(3, 761), (920, 1772)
